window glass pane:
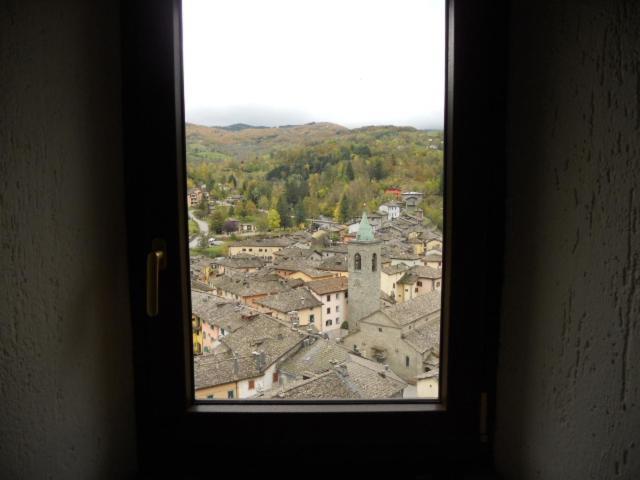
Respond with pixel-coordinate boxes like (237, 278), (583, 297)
(184, 0), (444, 401)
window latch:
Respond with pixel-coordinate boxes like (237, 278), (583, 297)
(146, 239), (167, 317)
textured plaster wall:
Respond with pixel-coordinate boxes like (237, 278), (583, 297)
(0, 1), (136, 478)
(496, 1), (640, 479)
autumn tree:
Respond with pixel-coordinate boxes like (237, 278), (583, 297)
(267, 209), (281, 230)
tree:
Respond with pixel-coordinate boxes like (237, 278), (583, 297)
(345, 161), (355, 181)
(257, 195), (270, 211)
(276, 195), (291, 228)
(223, 220), (239, 233)
(227, 174), (237, 188)
(369, 158), (386, 180)
(267, 209), (281, 230)
(294, 203), (306, 226)
(209, 209), (225, 235)
(333, 193), (350, 223)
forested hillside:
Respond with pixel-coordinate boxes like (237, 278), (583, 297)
(185, 122), (444, 230)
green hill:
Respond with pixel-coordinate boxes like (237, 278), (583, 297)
(185, 122), (444, 230)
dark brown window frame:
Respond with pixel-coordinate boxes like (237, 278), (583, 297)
(122, 0), (506, 476)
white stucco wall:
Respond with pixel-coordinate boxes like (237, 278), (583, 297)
(496, 2), (640, 478)
(0, 1), (136, 476)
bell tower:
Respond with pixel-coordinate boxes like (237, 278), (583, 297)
(347, 212), (381, 333)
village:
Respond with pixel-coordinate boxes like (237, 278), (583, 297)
(188, 189), (444, 400)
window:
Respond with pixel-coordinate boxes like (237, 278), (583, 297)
(325, 320), (332, 327)
(326, 307), (330, 314)
(379, 328), (383, 332)
(372, 253), (377, 271)
(326, 294), (331, 301)
(248, 380), (255, 390)
(417, 281), (423, 287)
(309, 314), (315, 323)
(405, 356), (410, 367)
(123, 0), (505, 474)
(336, 306), (339, 312)
(272, 372), (279, 383)
(354, 253), (361, 271)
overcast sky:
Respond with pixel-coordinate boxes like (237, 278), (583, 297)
(182, 0), (445, 129)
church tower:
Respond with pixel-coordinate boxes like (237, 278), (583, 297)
(347, 212), (381, 333)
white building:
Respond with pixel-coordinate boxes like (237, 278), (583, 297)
(306, 276), (349, 335)
(378, 201), (402, 220)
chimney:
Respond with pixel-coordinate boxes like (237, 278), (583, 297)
(252, 351), (266, 371)
(233, 355), (239, 375)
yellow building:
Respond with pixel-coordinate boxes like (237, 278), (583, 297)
(254, 288), (323, 330)
(192, 314), (203, 356)
(227, 238), (290, 260)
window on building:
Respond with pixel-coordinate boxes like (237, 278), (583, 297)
(415, 287), (419, 293)
(326, 320), (332, 326)
(272, 372), (279, 383)
(309, 314), (315, 323)
(326, 294), (331, 301)
(248, 380), (255, 390)
(207, 395), (214, 399)
(326, 307), (330, 314)
(336, 306), (339, 312)
(354, 253), (361, 271)
(372, 253), (377, 271)
(417, 281), (423, 287)
(405, 356), (410, 367)
(227, 391), (234, 399)
(378, 328), (382, 332)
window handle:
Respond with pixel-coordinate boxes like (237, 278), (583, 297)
(146, 240), (167, 317)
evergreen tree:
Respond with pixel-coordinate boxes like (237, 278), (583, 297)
(334, 193), (350, 223)
(294, 203), (306, 225)
(276, 195), (291, 228)
(345, 161), (355, 181)
(228, 174), (237, 188)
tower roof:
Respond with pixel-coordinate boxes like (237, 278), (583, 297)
(356, 212), (375, 242)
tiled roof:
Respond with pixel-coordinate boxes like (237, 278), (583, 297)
(317, 255), (348, 272)
(279, 338), (350, 377)
(194, 314), (306, 389)
(213, 254), (266, 269)
(262, 370), (360, 399)
(191, 294), (259, 334)
(380, 290), (442, 326)
(306, 276), (348, 295)
(209, 272), (294, 297)
(255, 288), (322, 313)
(273, 260), (332, 278)
(402, 317), (440, 354)
(410, 265), (442, 280)
(263, 359), (406, 399)
(382, 263), (410, 275)
(230, 237), (291, 248)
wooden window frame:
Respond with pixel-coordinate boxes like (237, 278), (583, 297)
(122, 0), (506, 476)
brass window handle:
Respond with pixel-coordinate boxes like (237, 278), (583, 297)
(146, 240), (167, 317)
